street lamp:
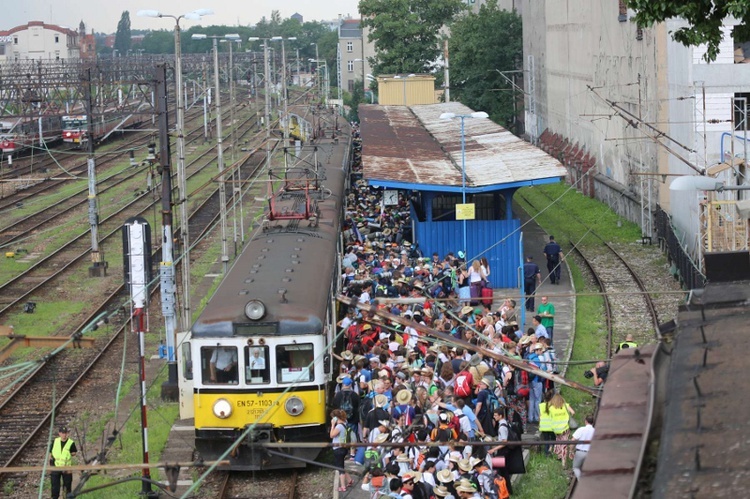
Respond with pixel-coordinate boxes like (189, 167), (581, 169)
(271, 36), (296, 147)
(439, 111), (489, 259)
(137, 8), (213, 345)
(249, 37), (273, 169)
(192, 33), (239, 274)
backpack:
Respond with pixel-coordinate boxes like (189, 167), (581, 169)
(515, 370), (530, 398)
(455, 373), (472, 398)
(484, 472), (510, 499)
(363, 448), (382, 471)
(339, 391), (354, 421)
(343, 425), (355, 445)
(486, 391), (501, 414)
(500, 421), (520, 442)
(436, 426), (453, 443)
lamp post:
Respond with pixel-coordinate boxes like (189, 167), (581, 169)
(249, 37), (273, 170)
(192, 33), (239, 273)
(136, 7), (213, 405)
(311, 42), (319, 94)
(271, 36), (297, 148)
(439, 111), (489, 259)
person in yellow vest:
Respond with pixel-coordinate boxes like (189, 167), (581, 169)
(615, 334), (638, 353)
(539, 392), (575, 467)
(49, 426), (77, 499)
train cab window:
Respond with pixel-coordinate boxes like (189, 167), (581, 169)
(275, 344), (314, 384)
(181, 342), (193, 380)
(201, 346), (238, 384)
(244, 346), (270, 384)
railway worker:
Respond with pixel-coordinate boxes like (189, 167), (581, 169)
(523, 256), (541, 312)
(615, 334), (638, 353)
(572, 414), (595, 478)
(209, 346), (237, 383)
(543, 235), (564, 284)
(536, 296), (556, 342)
(49, 426), (77, 499)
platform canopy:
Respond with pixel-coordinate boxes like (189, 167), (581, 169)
(360, 102), (567, 193)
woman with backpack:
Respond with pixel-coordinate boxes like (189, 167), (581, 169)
(330, 409), (354, 492)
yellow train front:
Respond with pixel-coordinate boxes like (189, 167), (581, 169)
(178, 120), (350, 470)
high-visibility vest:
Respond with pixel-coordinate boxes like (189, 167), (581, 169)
(619, 341), (638, 350)
(52, 438), (74, 467)
(539, 404), (570, 434)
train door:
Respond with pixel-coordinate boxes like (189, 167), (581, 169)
(177, 331), (195, 420)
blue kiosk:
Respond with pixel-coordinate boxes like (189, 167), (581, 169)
(359, 102), (566, 291)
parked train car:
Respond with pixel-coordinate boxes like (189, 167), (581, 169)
(0, 115), (62, 157)
(62, 111), (142, 147)
(177, 113), (352, 470)
(286, 113), (312, 143)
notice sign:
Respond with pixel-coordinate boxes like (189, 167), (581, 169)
(456, 203), (475, 220)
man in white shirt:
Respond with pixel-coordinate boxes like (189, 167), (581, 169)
(572, 414), (595, 478)
(249, 348), (266, 370)
(210, 347), (238, 383)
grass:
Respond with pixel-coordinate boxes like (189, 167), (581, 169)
(514, 452), (571, 499)
(2, 301), (87, 338)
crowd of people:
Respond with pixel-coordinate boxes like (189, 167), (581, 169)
(329, 126), (594, 498)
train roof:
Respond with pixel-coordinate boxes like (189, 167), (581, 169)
(192, 134), (350, 338)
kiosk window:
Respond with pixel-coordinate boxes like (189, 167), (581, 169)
(244, 346), (270, 384)
(276, 344), (314, 383)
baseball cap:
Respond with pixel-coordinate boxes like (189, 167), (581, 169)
(342, 377), (353, 386)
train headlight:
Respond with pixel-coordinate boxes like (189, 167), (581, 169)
(245, 300), (266, 320)
(212, 398), (233, 419)
(284, 396), (305, 416)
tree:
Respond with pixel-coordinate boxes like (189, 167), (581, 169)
(627, 0), (750, 62)
(449, 1), (522, 130)
(114, 11), (132, 54)
(344, 80), (365, 122)
(359, 0), (465, 75)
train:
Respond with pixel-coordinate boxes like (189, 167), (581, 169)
(62, 112), (142, 147)
(177, 110), (351, 470)
(0, 116), (63, 158)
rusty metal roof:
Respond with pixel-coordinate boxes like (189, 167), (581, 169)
(359, 102), (566, 191)
(650, 282), (750, 497)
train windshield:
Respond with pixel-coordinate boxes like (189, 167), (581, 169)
(201, 346), (239, 384)
(244, 346), (270, 384)
(276, 344), (314, 384)
(62, 116), (87, 128)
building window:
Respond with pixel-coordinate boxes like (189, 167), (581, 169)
(13, 37), (18, 45)
(347, 60), (354, 72)
(734, 26), (750, 64)
(348, 80), (355, 92)
(55, 35), (59, 43)
(733, 93), (750, 131)
(347, 41), (353, 53)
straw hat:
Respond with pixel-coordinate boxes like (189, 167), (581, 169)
(457, 458), (472, 472)
(480, 377), (493, 387)
(342, 350), (354, 361)
(396, 454), (411, 463)
(401, 470), (421, 483)
(378, 419), (391, 428)
(374, 394), (388, 408)
(456, 479), (477, 493)
(374, 433), (390, 444)
(469, 456), (483, 469)
(396, 389), (413, 405)
(436, 469), (454, 483)
(434, 485), (451, 497)
(336, 373), (351, 384)
(460, 306), (473, 316)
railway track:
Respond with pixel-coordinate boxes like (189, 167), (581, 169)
(0, 95), (225, 214)
(0, 144), (271, 482)
(217, 470), (299, 499)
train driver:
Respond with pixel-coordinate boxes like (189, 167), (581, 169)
(210, 346), (238, 383)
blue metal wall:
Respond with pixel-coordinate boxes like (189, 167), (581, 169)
(411, 209), (522, 289)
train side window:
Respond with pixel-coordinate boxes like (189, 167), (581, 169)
(244, 346), (270, 384)
(275, 344), (314, 384)
(181, 342), (193, 380)
(201, 346), (238, 384)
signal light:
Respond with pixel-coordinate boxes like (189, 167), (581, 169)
(147, 143), (156, 161)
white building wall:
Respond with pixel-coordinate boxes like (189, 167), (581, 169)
(4, 24), (79, 61)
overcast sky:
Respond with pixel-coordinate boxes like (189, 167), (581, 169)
(2, 0), (362, 33)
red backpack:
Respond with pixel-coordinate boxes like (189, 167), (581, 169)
(515, 370), (530, 398)
(455, 372), (472, 398)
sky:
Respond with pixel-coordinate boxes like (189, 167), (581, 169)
(2, 0), (362, 33)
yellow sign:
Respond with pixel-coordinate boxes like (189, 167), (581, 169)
(456, 203), (475, 220)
